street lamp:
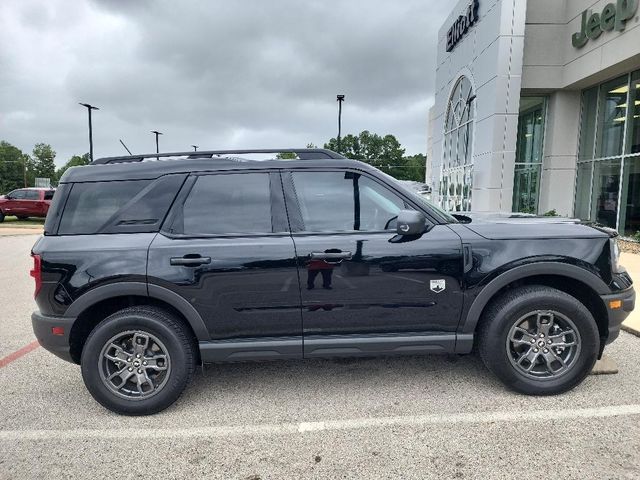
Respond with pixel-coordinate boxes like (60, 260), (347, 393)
(191, 145), (198, 151)
(336, 95), (345, 153)
(151, 130), (163, 160)
(79, 103), (99, 162)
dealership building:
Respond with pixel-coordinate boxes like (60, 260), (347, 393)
(427, 0), (640, 236)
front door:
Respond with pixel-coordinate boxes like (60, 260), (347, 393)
(282, 169), (464, 357)
(147, 171), (302, 361)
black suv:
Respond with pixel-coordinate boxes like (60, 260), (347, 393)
(31, 148), (635, 415)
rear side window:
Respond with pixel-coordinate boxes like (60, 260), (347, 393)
(44, 190), (55, 200)
(24, 190), (40, 200)
(58, 175), (184, 235)
(169, 173), (273, 235)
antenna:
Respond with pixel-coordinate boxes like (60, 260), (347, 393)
(119, 139), (133, 155)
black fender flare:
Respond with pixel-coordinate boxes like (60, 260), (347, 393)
(460, 262), (610, 334)
(65, 282), (210, 341)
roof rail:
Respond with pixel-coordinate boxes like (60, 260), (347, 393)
(92, 148), (345, 165)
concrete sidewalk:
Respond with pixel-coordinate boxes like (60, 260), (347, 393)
(0, 227), (43, 236)
(621, 252), (640, 336)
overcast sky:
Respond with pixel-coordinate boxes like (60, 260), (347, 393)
(1, 0), (449, 167)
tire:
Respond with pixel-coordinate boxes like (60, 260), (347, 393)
(16, 215), (28, 220)
(81, 306), (196, 415)
(0, 211), (4, 223)
(478, 285), (599, 395)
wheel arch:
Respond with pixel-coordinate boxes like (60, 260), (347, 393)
(66, 282), (209, 364)
(461, 263), (610, 345)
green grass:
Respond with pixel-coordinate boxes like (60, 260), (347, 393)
(0, 216), (45, 228)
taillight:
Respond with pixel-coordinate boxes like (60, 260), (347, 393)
(30, 254), (42, 298)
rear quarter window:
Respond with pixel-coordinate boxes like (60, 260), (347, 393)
(58, 175), (185, 235)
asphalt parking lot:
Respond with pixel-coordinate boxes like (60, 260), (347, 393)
(1, 234), (640, 479)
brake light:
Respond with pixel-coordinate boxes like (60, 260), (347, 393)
(30, 254), (42, 298)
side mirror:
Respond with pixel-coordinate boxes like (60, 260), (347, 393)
(396, 209), (427, 236)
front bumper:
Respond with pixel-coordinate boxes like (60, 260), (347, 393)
(600, 286), (635, 345)
(31, 311), (76, 363)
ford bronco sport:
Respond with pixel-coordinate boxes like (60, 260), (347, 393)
(31, 148), (635, 415)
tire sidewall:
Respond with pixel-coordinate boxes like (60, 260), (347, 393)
(484, 290), (599, 394)
(81, 311), (191, 415)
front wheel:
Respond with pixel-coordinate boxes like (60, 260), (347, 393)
(81, 306), (196, 415)
(478, 285), (599, 395)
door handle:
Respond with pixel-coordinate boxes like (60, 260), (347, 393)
(170, 255), (211, 266)
(310, 251), (352, 263)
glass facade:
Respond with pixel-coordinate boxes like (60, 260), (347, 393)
(575, 69), (640, 236)
(513, 97), (546, 213)
(440, 76), (474, 211)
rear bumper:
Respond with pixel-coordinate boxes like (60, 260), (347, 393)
(31, 311), (76, 363)
(600, 287), (635, 345)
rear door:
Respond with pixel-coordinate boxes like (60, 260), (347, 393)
(147, 170), (302, 361)
(282, 169), (464, 357)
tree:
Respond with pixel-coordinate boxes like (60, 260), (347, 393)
(56, 153), (90, 181)
(32, 143), (56, 181)
(0, 141), (31, 193)
(324, 131), (426, 181)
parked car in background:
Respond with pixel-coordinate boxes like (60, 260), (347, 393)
(0, 187), (55, 222)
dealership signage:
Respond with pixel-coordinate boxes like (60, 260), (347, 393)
(572, 0), (638, 48)
(446, 0), (479, 52)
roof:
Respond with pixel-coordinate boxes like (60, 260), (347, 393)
(59, 149), (377, 183)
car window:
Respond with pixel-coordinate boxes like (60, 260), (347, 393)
(44, 190), (55, 200)
(173, 173), (273, 235)
(291, 171), (406, 232)
(59, 180), (151, 234)
(24, 190), (40, 200)
(8, 190), (26, 200)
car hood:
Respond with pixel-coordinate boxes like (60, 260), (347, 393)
(452, 212), (614, 240)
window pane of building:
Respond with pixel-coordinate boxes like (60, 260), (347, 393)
(597, 76), (628, 158)
(574, 162), (593, 220)
(578, 87), (598, 160)
(591, 158), (622, 229)
(620, 156), (640, 236)
(626, 70), (640, 155)
(512, 164), (541, 214)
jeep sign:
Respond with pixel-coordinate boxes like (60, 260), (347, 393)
(446, 0), (479, 52)
(572, 0), (638, 48)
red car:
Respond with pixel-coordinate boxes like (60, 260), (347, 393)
(0, 188), (55, 222)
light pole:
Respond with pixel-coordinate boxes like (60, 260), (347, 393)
(191, 145), (198, 151)
(151, 130), (163, 160)
(336, 94), (345, 153)
(79, 103), (99, 162)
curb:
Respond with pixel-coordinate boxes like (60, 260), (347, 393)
(621, 324), (640, 338)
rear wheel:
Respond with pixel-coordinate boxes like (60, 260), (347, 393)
(478, 285), (599, 395)
(81, 306), (196, 415)
(0, 211), (4, 223)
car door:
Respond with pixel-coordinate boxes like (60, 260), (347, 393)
(282, 169), (464, 358)
(147, 170), (303, 362)
(22, 189), (41, 215)
(3, 189), (26, 215)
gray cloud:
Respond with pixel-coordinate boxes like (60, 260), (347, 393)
(1, 0), (449, 166)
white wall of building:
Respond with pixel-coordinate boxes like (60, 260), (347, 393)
(430, 0), (527, 212)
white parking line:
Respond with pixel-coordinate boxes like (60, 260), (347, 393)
(2, 404), (640, 441)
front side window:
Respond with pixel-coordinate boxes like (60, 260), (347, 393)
(175, 173), (273, 235)
(8, 190), (26, 200)
(441, 75), (474, 212)
(291, 171), (406, 232)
